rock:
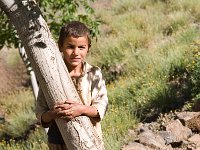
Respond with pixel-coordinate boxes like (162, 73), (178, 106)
(176, 111), (200, 125)
(159, 131), (176, 145)
(188, 134), (200, 143)
(122, 142), (153, 150)
(187, 134), (200, 149)
(136, 123), (150, 133)
(139, 130), (168, 149)
(165, 119), (192, 142)
(121, 111), (200, 149)
(186, 115), (200, 132)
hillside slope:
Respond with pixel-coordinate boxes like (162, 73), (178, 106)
(0, 48), (29, 97)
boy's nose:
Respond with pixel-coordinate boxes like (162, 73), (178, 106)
(73, 48), (79, 55)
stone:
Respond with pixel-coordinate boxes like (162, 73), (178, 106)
(122, 142), (153, 150)
(139, 130), (167, 149)
(166, 119), (192, 142)
(176, 112), (200, 125)
(186, 115), (200, 132)
(187, 134), (200, 149)
(177, 112), (200, 121)
(159, 131), (176, 145)
(121, 111), (200, 149)
(188, 134), (200, 143)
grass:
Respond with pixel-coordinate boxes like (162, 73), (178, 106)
(0, 90), (49, 149)
(0, 127), (48, 150)
(90, 0), (200, 149)
(1, 0), (200, 149)
(0, 89), (36, 137)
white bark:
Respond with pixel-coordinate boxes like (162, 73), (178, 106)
(29, 70), (38, 99)
(19, 46), (39, 100)
(0, 0), (103, 149)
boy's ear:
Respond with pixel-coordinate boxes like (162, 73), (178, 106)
(87, 45), (91, 53)
(88, 44), (91, 52)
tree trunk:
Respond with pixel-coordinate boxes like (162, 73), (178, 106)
(0, 0), (103, 149)
(19, 45), (39, 100)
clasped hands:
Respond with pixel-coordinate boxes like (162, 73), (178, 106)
(51, 100), (84, 120)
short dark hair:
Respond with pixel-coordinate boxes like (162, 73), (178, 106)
(58, 21), (91, 49)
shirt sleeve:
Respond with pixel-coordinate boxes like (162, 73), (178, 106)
(91, 68), (108, 121)
(35, 88), (50, 128)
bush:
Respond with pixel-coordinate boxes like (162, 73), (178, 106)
(188, 41), (200, 97)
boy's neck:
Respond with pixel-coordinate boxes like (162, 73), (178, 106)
(66, 63), (83, 78)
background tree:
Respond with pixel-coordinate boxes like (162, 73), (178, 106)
(0, 0), (100, 49)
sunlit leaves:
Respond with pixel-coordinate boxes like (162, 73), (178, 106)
(0, 0), (100, 49)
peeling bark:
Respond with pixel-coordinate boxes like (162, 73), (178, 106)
(0, 0), (103, 149)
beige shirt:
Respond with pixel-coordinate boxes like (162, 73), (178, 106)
(35, 62), (108, 140)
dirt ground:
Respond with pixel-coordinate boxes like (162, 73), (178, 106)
(0, 47), (30, 97)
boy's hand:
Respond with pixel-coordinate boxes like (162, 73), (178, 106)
(43, 100), (99, 122)
(41, 101), (70, 123)
(55, 100), (85, 119)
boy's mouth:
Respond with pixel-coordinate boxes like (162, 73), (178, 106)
(71, 58), (81, 62)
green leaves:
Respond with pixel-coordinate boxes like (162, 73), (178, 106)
(37, 0), (100, 40)
(0, 11), (19, 49)
(0, 0), (100, 49)
(188, 42), (200, 96)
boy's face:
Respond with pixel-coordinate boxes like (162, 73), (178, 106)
(60, 36), (89, 69)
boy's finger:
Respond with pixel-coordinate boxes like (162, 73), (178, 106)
(64, 100), (76, 104)
(55, 100), (65, 105)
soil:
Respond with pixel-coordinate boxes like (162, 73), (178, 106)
(0, 47), (30, 97)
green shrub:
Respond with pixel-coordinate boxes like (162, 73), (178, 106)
(0, 89), (36, 138)
(188, 41), (200, 97)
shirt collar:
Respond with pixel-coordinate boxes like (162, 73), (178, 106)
(82, 61), (94, 75)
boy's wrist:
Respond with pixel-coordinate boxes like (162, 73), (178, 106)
(82, 105), (98, 118)
(81, 105), (88, 116)
(42, 110), (53, 123)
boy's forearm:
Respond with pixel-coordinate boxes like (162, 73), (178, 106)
(82, 105), (99, 118)
(41, 110), (54, 123)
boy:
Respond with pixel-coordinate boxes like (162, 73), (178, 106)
(35, 21), (108, 149)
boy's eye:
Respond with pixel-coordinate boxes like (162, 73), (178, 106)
(78, 46), (86, 49)
(66, 45), (74, 49)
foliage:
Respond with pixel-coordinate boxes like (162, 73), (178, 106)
(0, 90), (48, 150)
(0, 127), (48, 150)
(0, 90), (35, 137)
(187, 41), (200, 97)
(0, 0), (100, 49)
(0, 11), (19, 49)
